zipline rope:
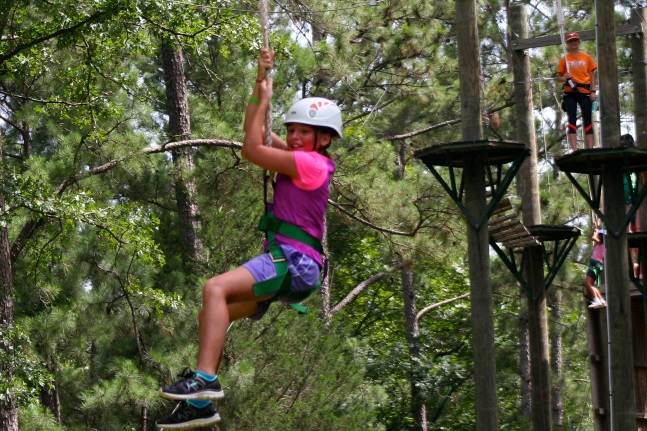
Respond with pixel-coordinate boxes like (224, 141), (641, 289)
(259, 0), (275, 211)
(556, 0), (571, 77)
(260, 0), (273, 149)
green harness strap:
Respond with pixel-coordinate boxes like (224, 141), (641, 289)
(253, 212), (323, 313)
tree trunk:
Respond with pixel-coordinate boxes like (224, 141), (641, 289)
(519, 287), (531, 420)
(0, 129), (18, 431)
(597, 2), (637, 428)
(162, 41), (203, 267)
(395, 139), (406, 181)
(402, 264), (427, 431)
(39, 354), (61, 424)
(549, 288), (564, 427)
(510, 6), (552, 429)
(456, 0), (497, 425)
(141, 401), (148, 431)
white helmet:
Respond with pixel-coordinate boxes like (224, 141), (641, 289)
(284, 97), (343, 138)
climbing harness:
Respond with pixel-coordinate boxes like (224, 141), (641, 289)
(254, 211), (323, 314)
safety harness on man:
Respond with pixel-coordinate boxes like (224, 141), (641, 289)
(253, 211), (323, 313)
(562, 82), (592, 92)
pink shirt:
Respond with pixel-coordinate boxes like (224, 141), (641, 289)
(591, 243), (604, 262)
(272, 151), (335, 266)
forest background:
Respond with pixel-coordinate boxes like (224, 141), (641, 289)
(0, 0), (638, 430)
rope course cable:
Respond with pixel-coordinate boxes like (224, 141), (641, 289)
(259, 0), (273, 149)
(258, 0), (275, 210)
(556, 0), (572, 78)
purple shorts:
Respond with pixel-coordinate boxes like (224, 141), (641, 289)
(242, 244), (321, 320)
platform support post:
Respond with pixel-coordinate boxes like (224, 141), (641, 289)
(596, 0), (638, 428)
(456, 0), (498, 428)
(510, 5), (553, 430)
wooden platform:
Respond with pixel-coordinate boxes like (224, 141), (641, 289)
(414, 139), (529, 167)
(555, 147), (647, 175)
(526, 224), (581, 242)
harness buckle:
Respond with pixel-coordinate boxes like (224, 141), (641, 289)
(270, 254), (286, 263)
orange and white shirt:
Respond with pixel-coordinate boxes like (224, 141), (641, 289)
(557, 52), (597, 94)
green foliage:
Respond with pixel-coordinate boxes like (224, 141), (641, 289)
(19, 401), (65, 431)
(219, 309), (384, 431)
(80, 359), (160, 430)
(0, 0), (621, 429)
(0, 323), (53, 406)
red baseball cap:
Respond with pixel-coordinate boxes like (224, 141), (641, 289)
(566, 32), (580, 41)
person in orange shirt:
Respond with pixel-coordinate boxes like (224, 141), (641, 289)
(556, 32), (598, 151)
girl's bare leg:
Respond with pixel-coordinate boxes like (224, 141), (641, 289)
(196, 266), (266, 374)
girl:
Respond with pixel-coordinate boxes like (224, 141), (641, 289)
(155, 48), (343, 430)
(585, 228), (607, 309)
(556, 31), (598, 152)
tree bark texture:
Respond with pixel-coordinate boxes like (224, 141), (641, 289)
(464, 156), (498, 430)
(632, 8), (647, 148)
(456, 0), (482, 141)
(602, 163), (637, 430)
(39, 355), (61, 424)
(456, 1), (497, 427)
(509, 4), (540, 226)
(402, 264), (427, 431)
(549, 288), (564, 427)
(525, 246), (553, 431)
(595, 0), (620, 149)
(510, 6), (553, 429)
(597, 5), (636, 428)
(0, 129), (18, 431)
(519, 288), (531, 420)
(162, 42), (204, 267)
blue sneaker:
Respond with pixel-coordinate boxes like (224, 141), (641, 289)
(160, 370), (224, 401)
(156, 401), (220, 430)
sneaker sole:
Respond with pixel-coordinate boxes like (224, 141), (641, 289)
(156, 412), (221, 430)
(159, 389), (225, 401)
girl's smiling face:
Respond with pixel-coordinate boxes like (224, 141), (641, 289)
(567, 39), (580, 50)
(286, 123), (328, 152)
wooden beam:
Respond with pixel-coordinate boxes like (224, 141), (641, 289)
(489, 220), (522, 235)
(510, 23), (643, 51)
(492, 226), (527, 239)
(491, 198), (512, 215)
(503, 238), (540, 248)
(488, 213), (517, 226)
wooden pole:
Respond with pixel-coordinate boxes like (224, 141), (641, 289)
(510, 6), (553, 431)
(631, 8), (647, 149)
(596, 0), (637, 429)
(632, 8), (647, 280)
(509, 5), (540, 224)
(632, 15), (647, 429)
(456, 0), (497, 429)
(457, 2), (482, 141)
(596, 0), (620, 149)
